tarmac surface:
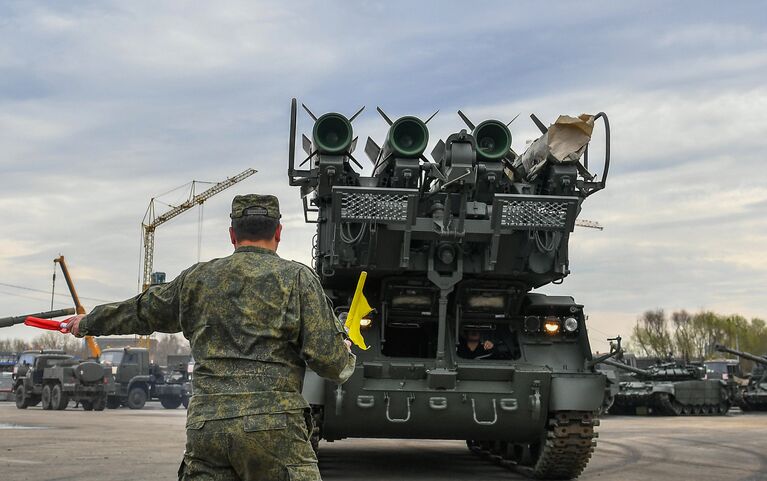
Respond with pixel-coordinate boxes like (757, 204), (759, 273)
(0, 402), (765, 481)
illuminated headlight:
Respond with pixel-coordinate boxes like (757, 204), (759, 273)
(111, 366), (118, 375)
(564, 317), (578, 332)
(360, 318), (373, 329)
(543, 318), (561, 334)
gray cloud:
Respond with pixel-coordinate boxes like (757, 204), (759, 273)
(1, 1), (766, 351)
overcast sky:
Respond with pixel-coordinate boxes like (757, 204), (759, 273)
(1, 1), (766, 351)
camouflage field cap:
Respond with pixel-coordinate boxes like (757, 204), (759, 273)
(230, 194), (281, 219)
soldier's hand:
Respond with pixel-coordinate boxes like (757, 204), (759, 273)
(483, 340), (494, 350)
(65, 315), (85, 337)
(343, 339), (352, 352)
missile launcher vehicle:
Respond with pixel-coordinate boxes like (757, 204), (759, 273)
(603, 358), (730, 416)
(715, 344), (767, 411)
(290, 99), (617, 479)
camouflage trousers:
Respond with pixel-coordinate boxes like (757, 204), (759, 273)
(179, 410), (320, 481)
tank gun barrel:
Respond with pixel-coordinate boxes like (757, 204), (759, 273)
(0, 308), (76, 328)
(602, 358), (651, 377)
(715, 344), (767, 366)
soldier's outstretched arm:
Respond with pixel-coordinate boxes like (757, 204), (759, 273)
(74, 268), (191, 337)
(297, 268), (356, 384)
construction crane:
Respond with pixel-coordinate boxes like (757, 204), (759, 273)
(140, 168), (257, 291)
(138, 168), (256, 348)
(575, 219), (604, 230)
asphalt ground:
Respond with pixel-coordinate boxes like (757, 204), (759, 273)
(1, 402), (765, 481)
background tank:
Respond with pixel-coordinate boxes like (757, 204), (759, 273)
(603, 357), (730, 415)
(715, 344), (767, 411)
(290, 100), (615, 479)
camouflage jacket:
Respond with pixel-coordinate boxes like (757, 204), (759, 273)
(79, 246), (356, 423)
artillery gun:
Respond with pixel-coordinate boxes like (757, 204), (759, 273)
(290, 99), (617, 479)
(603, 358), (730, 415)
(715, 344), (767, 411)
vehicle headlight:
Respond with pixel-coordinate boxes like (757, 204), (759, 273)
(564, 317), (578, 332)
(111, 366), (118, 375)
(360, 318), (373, 329)
(543, 318), (561, 335)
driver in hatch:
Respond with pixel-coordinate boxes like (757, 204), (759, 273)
(457, 330), (495, 359)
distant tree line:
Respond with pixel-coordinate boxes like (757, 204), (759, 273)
(629, 309), (767, 362)
(0, 333), (190, 365)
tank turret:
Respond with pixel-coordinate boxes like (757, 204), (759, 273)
(603, 358), (704, 381)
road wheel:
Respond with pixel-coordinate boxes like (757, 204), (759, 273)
(15, 385), (28, 409)
(160, 396), (182, 409)
(106, 396), (121, 409)
(42, 385), (53, 410)
(81, 400), (94, 411)
(127, 387), (147, 410)
(51, 384), (69, 410)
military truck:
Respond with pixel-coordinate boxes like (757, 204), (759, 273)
(704, 358), (742, 381)
(715, 344), (767, 411)
(603, 358), (730, 415)
(100, 347), (189, 409)
(11, 349), (67, 401)
(13, 352), (109, 410)
(289, 99), (617, 479)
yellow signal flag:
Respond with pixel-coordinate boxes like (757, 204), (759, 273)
(345, 271), (373, 350)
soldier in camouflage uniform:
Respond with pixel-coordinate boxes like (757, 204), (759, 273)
(68, 194), (356, 481)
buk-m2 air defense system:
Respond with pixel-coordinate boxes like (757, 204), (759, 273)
(715, 344), (767, 411)
(603, 358), (730, 416)
(13, 351), (109, 411)
(290, 99), (616, 479)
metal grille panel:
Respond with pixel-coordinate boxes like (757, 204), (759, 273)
(499, 199), (571, 229)
(340, 191), (410, 222)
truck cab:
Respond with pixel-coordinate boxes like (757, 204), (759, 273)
(12, 350), (66, 385)
(100, 347), (189, 409)
(101, 347), (151, 409)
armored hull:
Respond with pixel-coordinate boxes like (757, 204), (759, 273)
(604, 359), (730, 416)
(291, 100), (614, 479)
(610, 379), (730, 415)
